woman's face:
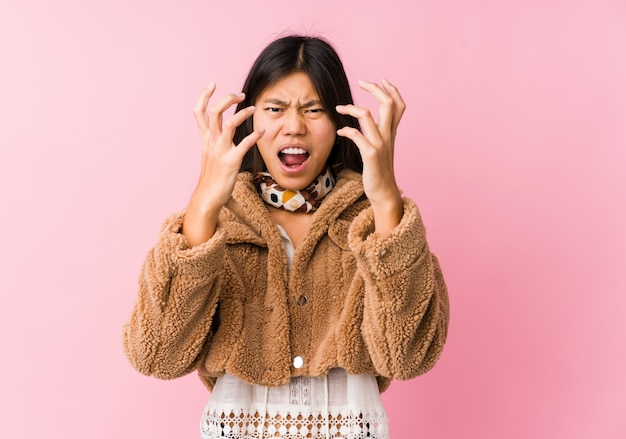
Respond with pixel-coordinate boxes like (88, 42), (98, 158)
(253, 72), (336, 191)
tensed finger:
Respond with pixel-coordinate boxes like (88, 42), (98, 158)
(358, 80), (397, 136)
(193, 82), (217, 131)
(207, 92), (246, 138)
(381, 78), (406, 131)
(336, 104), (383, 144)
(221, 105), (256, 139)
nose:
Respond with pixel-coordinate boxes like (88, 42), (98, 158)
(282, 109), (306, 136)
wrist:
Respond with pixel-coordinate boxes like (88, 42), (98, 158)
(182, 197), (222, 247)
(370, 191), (403, 235)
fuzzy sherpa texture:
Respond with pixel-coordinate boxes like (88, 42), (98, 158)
(122, 169), (449, 392)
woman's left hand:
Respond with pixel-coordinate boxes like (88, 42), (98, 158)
(336, 78), (405, 234)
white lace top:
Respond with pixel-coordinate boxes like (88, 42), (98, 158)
(199, 226), (389, 439)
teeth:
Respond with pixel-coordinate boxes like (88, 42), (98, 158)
(281, 147), (307, 155)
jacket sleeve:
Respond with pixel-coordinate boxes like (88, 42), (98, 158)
(348, 198), (449, 380)
(122, 211), (227, 380)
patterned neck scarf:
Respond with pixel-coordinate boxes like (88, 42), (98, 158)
(255, 167), (335, 213)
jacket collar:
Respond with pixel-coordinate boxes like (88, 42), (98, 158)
(221, 169), (365, 246)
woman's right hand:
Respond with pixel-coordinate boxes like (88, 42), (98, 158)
(182, 83), (264, 246)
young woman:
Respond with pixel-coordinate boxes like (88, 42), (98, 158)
(123, 35), (449, 439)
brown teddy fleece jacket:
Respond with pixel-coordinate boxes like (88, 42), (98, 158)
(123, 169), (449, 392)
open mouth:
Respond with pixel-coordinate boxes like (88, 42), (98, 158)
(279, 147), (310, 168)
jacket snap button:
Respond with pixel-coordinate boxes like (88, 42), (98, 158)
(293, 356), (304, 369)
(295, 294), (308, 306)
(379, 248), (388, 257)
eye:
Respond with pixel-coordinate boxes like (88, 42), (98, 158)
(305, 108), (325, 118)
(265, 107), (282, 113)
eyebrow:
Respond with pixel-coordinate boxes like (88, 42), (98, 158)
(261, 98), (323, 108)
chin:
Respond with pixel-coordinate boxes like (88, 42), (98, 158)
(273, 175), (314, 191)
(268, 162), (324, 191)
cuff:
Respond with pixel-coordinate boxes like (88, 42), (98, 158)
(348, 198), (427, 279)
(154, 211), (227, 277)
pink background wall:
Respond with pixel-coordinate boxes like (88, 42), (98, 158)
(1, 0), (625, 437)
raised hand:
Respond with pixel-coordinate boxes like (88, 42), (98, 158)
(182, 83), (264, 246)
(336, 79), (406, 234)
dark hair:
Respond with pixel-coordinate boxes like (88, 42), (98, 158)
(235, 35), (363, 174)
